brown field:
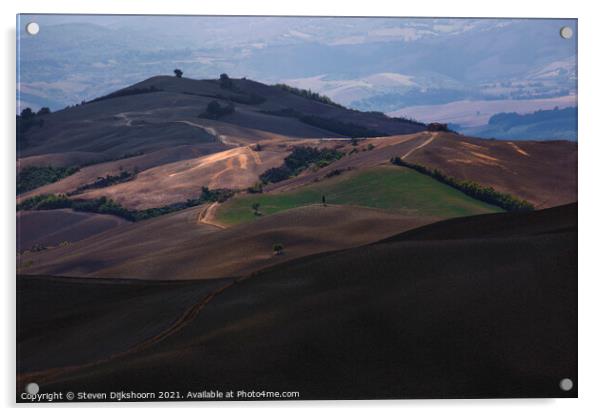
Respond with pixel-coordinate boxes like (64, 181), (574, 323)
(18, 204), (438, 280)
(76, 137), (361, 209)
(76, 144), (287, 209)
(17, 209), (128, 252)
(16, 144), (224, 204)
(403, 132), (578, 208)
(263, 131), (577, 210)
(21, 130), (578, 212)
(18, 151), (105, 171)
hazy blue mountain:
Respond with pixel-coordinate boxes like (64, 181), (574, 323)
(455, 107), (577, 141)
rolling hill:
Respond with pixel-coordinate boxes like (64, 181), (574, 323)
(17, 76), (577, 213)
(17, 203), (577, 400)
(18, 204), (439, 280)
(19, 75), (425, 163)
(17, 75), (427, 208)
(16, 75), (577, 281)
(15, 74), (578, 400)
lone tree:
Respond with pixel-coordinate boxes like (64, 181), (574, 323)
(219, 73), (233, 89)
(174, 69), (183, 78)
(252, 202), (261, 216)
(273, 243), (284, 256)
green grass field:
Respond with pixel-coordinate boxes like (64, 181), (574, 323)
(216, 166), (503, 225)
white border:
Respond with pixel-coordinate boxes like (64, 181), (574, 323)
(3, 1), (601, 414)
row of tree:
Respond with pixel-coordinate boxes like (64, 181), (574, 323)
(390, 157), (534, 212)
(274, 83), (343, 108)
(17, 186), (236, 222)
(89, 85), (162, 104)
(260, 108), (386, 138)
(68, 169), (138, 196)
(298, 114), (386, 138)
(17, 165), (79, 194)
(260, 146), (344, 184)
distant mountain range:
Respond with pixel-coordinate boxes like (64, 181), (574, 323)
(453, 107), (577, 141)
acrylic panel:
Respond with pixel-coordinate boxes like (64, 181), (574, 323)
(16, 15), (577, 402)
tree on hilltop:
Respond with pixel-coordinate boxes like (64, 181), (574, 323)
(219, 73), (233, 89)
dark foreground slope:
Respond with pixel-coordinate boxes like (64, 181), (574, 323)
(17, 204), (577, 400)
(17, 209), (128, 252)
